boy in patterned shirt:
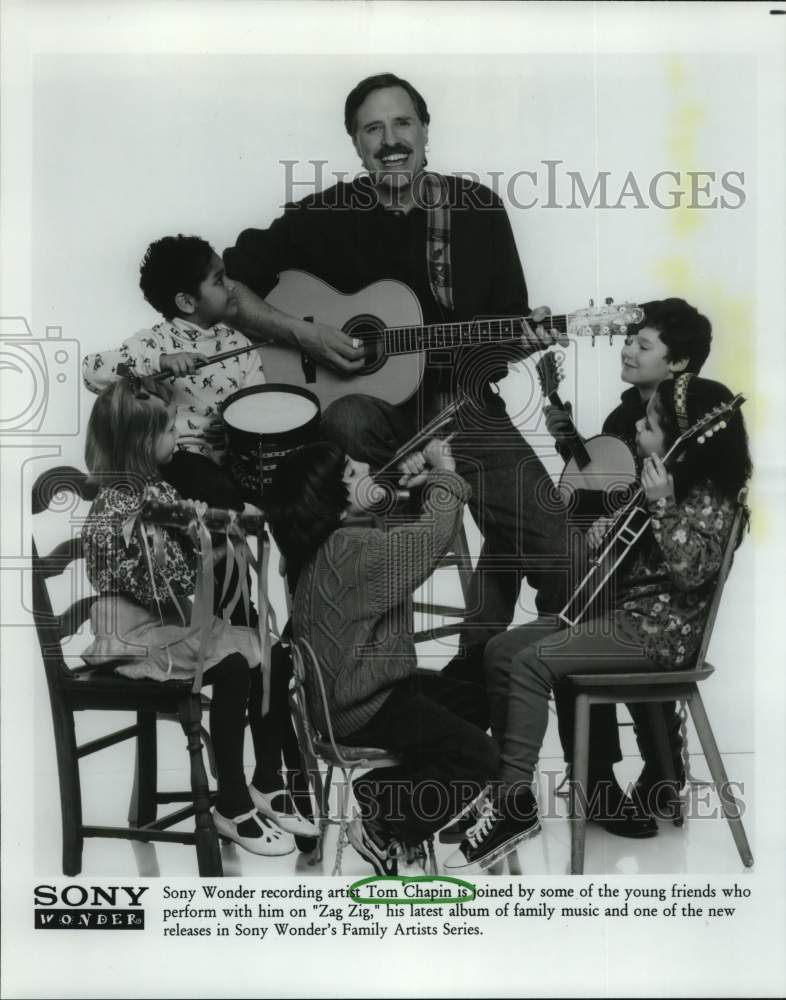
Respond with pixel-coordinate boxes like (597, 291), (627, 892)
(82, 234), (266, 509)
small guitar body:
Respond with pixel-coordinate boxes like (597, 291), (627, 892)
(536, 352), (637, 517)
(559, 434), (638, 518)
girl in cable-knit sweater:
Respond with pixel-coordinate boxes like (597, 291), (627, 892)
(443, 374), (752, 872)
(266, 439), (499, 874)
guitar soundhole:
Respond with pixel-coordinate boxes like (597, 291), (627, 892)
(343, 315), (387, 375)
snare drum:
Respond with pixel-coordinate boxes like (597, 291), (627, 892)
(221, 384), (321, 501)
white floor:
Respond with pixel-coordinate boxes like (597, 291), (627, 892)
(34, 704), (755, 879)
(32, 540), (756, 879)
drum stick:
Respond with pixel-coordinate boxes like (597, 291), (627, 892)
(117, 342), (263, 383)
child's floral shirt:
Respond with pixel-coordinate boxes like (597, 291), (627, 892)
(614, 481), (737, 668)
(82, 480), (196, 609)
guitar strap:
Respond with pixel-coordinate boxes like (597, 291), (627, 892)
(422, 172), (454, 313)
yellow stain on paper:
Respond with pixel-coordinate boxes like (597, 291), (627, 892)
(655, 60), (763, 536)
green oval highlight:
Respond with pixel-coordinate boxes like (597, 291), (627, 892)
(348, 874), (476, 906)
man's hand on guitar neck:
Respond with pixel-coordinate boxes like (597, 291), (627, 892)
(229, 279), (365, 375)
(520, 304), (567, 357)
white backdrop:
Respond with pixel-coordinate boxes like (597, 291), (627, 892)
(29, 45), (759, 744)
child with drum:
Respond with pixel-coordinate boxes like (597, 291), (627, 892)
(82, 234), (265, 512)
(82, 234), (319, 840)
(81, 377), (299, 855)
(265, 437), (499, 874)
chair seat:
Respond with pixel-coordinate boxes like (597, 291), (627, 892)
(312, 738), (402, 768)
(567, 663), (715, 689)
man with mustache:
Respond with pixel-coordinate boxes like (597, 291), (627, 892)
(224, 72), (571, 681)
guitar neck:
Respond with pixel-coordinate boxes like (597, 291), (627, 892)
(547, 387), (592, 470)
(384, 312), (570, 355)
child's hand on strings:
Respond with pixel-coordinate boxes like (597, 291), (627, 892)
(160, 351), (207, 376)
(641, 454), (675, 505)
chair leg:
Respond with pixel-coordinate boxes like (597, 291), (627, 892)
(687, 687), (754, 868)
(178, 695), (223, 877)
(506, 851), (522, 875)
(51, 701), (84, 876)
(425, 835), (438, 875)
(333, 768), (353, 877)
(128, 712), (158, 827)
(282, 713), (319, 854)
(570, 693), (591, 875)
(454, 523), (473, 605)
(643, 702), (682, 825)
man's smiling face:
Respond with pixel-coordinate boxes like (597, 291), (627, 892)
(351, 85), (428, 202)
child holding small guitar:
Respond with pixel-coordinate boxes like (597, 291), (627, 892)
(444, 374), (751, 871)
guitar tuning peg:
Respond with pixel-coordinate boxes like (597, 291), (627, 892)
(589, 298), (594, 307)
(605, 296), (613, 305)
(697, 435), (705, 444)
(719, 420), (727, 429)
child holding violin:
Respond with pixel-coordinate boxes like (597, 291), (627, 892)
(265, 438), (499, 875)
(444, 374), (751, 871)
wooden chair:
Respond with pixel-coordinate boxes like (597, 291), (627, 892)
(32, 465), (222, 876)
(567, 489), (754, 875)
(412, 520), (473, 643)
(288, 639), (437, 876)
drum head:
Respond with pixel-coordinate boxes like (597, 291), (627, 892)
(221, 384), (322, 503)
(223, 387), (318, 434)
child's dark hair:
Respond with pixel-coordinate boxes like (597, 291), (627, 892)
(636, 298), (712, 374)
(139, 235), (215, 320)
(265, 442), (349, 581)
(85, 378), (174, 481)
(652, 375), (752, 501)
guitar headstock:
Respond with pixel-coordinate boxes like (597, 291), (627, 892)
(535, 351), (564, 397)
(566, 301), (644, 339)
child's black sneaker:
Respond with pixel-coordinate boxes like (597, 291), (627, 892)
(438, 787), (490, 844)
(443, 796), (540, 872)
(348, 816), (399, 875)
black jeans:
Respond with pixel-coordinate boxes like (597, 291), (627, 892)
(342, 671), (499, 846)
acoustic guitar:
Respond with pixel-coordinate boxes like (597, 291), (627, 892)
(536, 351), (637, 517)
(262, 270), (644, 408)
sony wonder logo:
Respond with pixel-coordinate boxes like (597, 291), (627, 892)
(34, 885), (149, 930)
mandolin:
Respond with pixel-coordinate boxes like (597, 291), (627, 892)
(559, 394), (745, 627)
